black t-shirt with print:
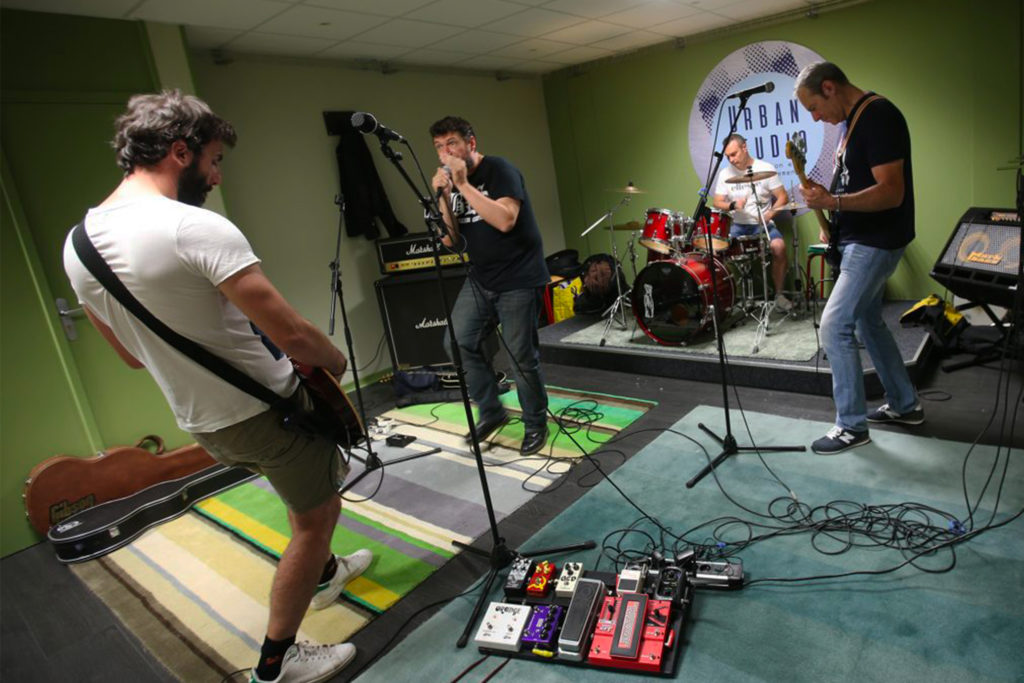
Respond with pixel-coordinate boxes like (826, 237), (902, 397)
(449, 155), (548, 291)
(833, 93), (915, 249)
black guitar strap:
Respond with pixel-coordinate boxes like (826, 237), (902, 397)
(71, 222), (295, 414)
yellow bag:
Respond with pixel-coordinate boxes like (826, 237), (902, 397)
(551, 276), (582, 323)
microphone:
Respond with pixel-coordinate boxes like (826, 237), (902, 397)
(725, 81), (775, 99)
(435, 166), (451, 200)
(350, 112), (404, 142)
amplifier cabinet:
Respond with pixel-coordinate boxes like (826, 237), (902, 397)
(931, 207), (1020, 308)
(375, 268), (496, 370)
(376, 232), (469, 275)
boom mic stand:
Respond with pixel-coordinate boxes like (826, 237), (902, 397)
(326, 193), (440, 495)
(369, 130), (594, 647)
(685, 94), (805, 489)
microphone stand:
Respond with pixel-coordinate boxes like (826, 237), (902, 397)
(326, 193), (441, 495)
(685, 94), (805, 489)
(370, 131), (594, 647)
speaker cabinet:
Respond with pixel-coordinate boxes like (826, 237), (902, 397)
(375, 268), (496, 370)
(931, 207), (1020, 308)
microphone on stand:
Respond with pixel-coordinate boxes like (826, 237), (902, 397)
(350, 112), (405, 142)
(435, 165), (451, 200)
(725, 81), (775, 99)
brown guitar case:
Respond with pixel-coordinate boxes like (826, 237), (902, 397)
(23, 435), (217, 535)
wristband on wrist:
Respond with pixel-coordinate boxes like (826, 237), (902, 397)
(835, 194), (842, 211)
(728, 200), (736, 211)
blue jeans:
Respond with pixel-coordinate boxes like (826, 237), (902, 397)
(731, 221), (782, 241)
(443, 279), (549, 431)
(819, 243), (917, 432)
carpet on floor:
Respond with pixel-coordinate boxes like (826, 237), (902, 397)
(69, 384), (654, 680)
(365, 405), (1023, 682)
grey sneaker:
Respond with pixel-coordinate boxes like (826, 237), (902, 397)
(866, 403), (925, 425)
(812, 426), (871, 455)
(250, 642), (356, 683)
(310, 549), (372, 610)
(774, 293), (794, 312)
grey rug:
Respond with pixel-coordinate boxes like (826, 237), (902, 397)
(560, 305), (823, 362)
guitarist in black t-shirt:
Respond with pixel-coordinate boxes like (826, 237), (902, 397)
(795, 62), (923, 455)
(430, 116), (550, 455)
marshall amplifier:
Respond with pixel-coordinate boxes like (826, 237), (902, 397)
(376, 232), (469, 275)
(931, 207), (1020, 308)
(375, 268), (496, 370)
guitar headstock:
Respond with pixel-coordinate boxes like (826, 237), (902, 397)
(785, 131), (808, 177)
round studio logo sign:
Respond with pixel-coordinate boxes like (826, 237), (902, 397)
(688, 41), (837, 205)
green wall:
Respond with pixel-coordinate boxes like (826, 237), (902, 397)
(542, 0), (1023, 300)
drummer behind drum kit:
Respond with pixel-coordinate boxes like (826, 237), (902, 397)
(582, 176), (808, 350)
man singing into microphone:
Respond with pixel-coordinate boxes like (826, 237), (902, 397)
(429, 115), (550, 455)
(712, 133), (792, 311)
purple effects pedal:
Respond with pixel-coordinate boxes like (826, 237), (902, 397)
(521, 604), (563, 648)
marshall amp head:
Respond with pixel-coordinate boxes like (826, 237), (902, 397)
(376, 232), (468, 275)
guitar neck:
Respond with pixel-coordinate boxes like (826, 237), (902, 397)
(795, 168), (833, 242)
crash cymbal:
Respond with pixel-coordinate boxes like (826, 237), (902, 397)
(610, 221), (642, 231)
(606, 182), (647, 194)
(774, 202), (807, 211)
(724, 170), (777, 184)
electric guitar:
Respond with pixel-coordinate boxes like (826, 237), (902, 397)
(786, 133), (840, 270)
(290, 360), (365, 449)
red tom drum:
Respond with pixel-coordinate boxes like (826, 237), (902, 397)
(692, 211), (732, 254)
(639, 208), (684, 255)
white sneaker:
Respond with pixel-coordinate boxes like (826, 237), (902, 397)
(774, 293), (794, 312)
(310, 549), (372, 610)
(250, 642), (356, 683)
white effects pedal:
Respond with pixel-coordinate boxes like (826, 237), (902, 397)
(555, 561), (583, 599)
(473, 602), (532, 652)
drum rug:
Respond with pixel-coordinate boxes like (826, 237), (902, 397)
(561, 307), (823, 361)
(69, 384), (653, 680)
(363, 405), (1024, 682)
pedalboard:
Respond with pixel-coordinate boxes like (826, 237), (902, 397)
(473, 602), (532, 652)
(555, 561), (583, 598)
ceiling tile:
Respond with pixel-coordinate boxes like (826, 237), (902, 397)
(713, 0), (809, 20)
(541, 45), (614, 64)
(131, 0), (289, 31)
(541, 19), (629, 45)
(352, 18), (466, 48)
(185, 25), (245, 49)
(591, 29), (666, 51)
(602, 1), (701, 29)
(678, 0), (748, 10)
(491, 37), (576, 59)
(541, 0), (646, 19)
(318, 40), (411, 59)
(480, 8), (587, 37)
(652, 10), (733, 36)
(0, 0), (137, 19)
(440, 30), (527, 53)
(254, 6), (389, 40)
(302, 0), (437, 16)
(405, 0), (526, 28)
(226, 31), (338, 56)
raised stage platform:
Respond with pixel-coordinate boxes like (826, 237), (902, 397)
(539, 300), (933, 397)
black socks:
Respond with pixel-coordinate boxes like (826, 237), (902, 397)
(255, 635), (295, 681)
(318, 555), (338, 584)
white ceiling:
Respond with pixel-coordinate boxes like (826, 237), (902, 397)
(5, 0), (834, 76)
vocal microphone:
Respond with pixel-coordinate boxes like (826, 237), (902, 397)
(350, 112), (404, 142)
(435, 165), (451, 200)
(725, 81), (775, 99)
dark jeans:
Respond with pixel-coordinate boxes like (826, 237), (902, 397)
(443, 278), (548, 431)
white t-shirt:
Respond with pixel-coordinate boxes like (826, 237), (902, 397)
(714, 158), (784, 225)
(63, 195), (298, 433)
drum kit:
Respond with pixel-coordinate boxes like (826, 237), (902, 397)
(582, 176), (808, 350)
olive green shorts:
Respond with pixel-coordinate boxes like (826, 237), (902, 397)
(192, 386), (350, 513)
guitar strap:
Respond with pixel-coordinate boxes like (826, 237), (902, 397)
(70, 222), (300, 418)
(830, 94), (885, 193)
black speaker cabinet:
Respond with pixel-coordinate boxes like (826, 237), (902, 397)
(931, 207), (1020, 308)
(375, 268), (496, 370)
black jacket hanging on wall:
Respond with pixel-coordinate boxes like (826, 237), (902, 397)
(325, 110), (408, 240)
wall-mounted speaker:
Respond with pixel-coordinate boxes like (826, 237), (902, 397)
(375, 268), (496, 371)
(931, 207), (1020, 308)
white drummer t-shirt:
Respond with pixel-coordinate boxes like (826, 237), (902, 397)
(63, 195), (299, 433)
(714, 158), (783, 225)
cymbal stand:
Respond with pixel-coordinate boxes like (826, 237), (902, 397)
(743, 174), (775, 355)
(580, 191), (635, 346)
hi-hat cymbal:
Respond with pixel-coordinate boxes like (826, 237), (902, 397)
(774, 202), (807, 211)
(606, 182), (647, 194)
(610, 221), (642, 231)
(724, 170), (777, 184)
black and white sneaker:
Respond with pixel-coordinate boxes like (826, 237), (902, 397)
(866, 403), (925, 425)
(811, 426), (871, 455)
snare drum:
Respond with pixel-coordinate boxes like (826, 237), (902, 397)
(727, 234), (767, 261)
(692, 211), (732, 254)
(639, 208), (684, 255)
(631, 254), (739, 345)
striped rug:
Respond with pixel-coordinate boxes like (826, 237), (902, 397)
(70, 385), (654, 679)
